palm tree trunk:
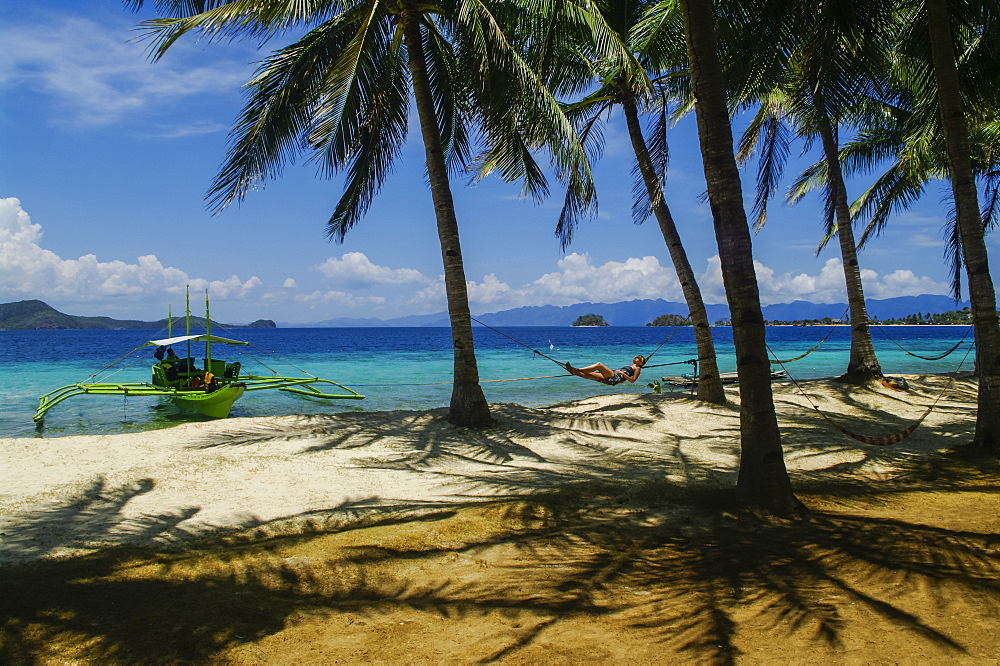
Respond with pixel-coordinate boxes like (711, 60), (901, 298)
(620, 90), (726, 403)
(401, 4), (491, 427)
(813, 99), (883, 384)
(927, 0), (1000, 450)
(679, 0), (800, 513)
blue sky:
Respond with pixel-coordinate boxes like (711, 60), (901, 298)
(1, 1), (989, 324)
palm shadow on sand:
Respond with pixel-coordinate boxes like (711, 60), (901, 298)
(2, 375), (996, 662)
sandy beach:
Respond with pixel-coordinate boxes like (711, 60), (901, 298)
(3, 373), (999, 662)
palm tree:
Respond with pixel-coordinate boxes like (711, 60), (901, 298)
(832, 0), (1000, 449)
(554, 0), (726, 403)
(735, 0), (897, 386)
(923, 0), (1000, 449)
(678, 0), (800, 513)
(129, 0), (619, 427)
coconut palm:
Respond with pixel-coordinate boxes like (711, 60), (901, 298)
(919, 0), (1000, 449)
(813, 0), (1000, 449)
(735, 0), (898, 386)
(551, 0), (726, 403)
(128, 0), (625, 427)
(678, 0), (800, 513)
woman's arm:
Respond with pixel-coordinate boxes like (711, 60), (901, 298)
(626, 365), (642, 383)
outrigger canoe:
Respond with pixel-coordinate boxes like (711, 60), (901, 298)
(34, 289), (363, 423)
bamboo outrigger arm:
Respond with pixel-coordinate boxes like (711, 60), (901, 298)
(241, 376), (365, 400)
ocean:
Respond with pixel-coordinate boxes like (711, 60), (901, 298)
(0, 324), (976, 439)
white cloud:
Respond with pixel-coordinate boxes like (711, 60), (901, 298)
(0, 14), (251, 128)
(0, 197), (262, 305)
(1, 198), (960, 321)
(528, 254), (682, 304)
(314, 252), (430, 287)
(294, 290), (387, 309)
(413, 254), (684, 312)
(697, 256), (951, 305)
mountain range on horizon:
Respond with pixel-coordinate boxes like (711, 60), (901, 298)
(0, 295), (972, 330)
(282, 294), (972, 328)
(0, 300), (276, 331)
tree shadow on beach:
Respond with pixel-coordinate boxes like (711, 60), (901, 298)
(3, 462), (999, 662)
(3, 375), (994, 661)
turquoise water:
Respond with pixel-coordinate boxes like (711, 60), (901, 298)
(0, 325), (976, 438)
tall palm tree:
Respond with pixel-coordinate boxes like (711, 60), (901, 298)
(735, 0), (897, 386)
(129, 0), (621, 427)
(678, 0), (800, 513)
(923, 0), (1000, 449)
(834, 0), (1000, 449)
(555, 0), (726, 403)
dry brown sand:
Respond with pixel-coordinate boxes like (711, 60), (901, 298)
(2, 373), (999, 663)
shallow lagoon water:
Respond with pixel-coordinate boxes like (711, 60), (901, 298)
(0, 324), (975, 438)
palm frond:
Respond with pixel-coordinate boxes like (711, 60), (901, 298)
(315, 7), (410, 241)
(454, 0), (597, 209)
(854, 166), (928, 248)
(631, 96), (671, 226)
(136, 0), (346, 60)
(423, 19), (474, 176)
(786, 158), (828, 206)
(555, 98), (612, 248)
(944, 204), (964, 300)
(981, 167), (1000, 233)
(205, 10), (363, 213)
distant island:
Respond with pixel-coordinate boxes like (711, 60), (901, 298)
(871, 308), (974, 325)
(647, 314), (691, 326)
(572, 313), (609, 327)
(766, 307), (975, 326)
(0, 300), (276, 331)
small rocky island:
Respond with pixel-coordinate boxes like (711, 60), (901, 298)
(571, 313), (609, 327)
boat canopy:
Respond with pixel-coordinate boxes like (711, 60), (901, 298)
(144, 334), (250, 347)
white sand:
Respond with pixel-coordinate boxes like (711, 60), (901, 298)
(0, 374), (976, 565)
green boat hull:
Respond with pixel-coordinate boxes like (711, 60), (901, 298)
(168, 383), (246, 419)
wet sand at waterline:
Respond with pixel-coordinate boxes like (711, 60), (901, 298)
(2, 373), (998, 662)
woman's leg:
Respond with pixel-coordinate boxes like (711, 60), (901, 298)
(566, 362), (615, 382)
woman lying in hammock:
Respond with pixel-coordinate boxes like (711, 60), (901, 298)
(564, 355), (646, 386)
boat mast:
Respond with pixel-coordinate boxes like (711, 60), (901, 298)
(185, 286), (192, 361)
(205, 289), (212, 370)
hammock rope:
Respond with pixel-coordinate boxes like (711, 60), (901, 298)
(767, 309), (846, 364)
(768, 328), (835, 364)
(766, 339), (973, 446)
(471, 316), (567, 366)
(469, 315), (691, 369)
(871, 322), (974, 361)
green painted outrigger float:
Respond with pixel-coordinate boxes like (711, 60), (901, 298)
(34, 289), (364, 423)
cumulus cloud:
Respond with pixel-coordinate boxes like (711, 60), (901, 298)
(0, 14), (250, 128)
(294, 290), (387, 309)
(528, 254), (682, 304)
(413, 254), (685, 312)
(411, 252), (953, 314)
(697, 256), (951, 305)
(314, 252), (430, 287)
(0, 197), (262, 306)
